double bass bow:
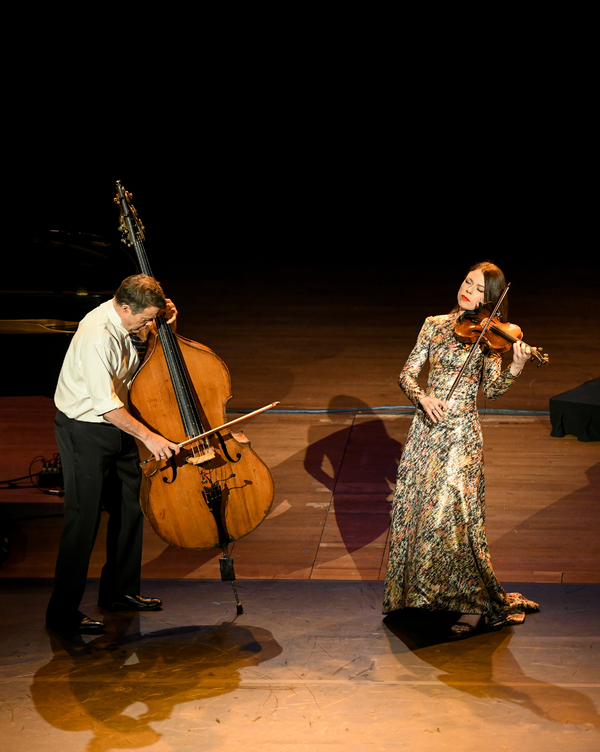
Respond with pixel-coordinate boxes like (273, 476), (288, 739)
(114, 180), (277, 613)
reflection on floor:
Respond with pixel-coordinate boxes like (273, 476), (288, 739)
(1, 579), (599, 752)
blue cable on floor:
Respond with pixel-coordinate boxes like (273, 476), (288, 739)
(228, 406), (550, 417)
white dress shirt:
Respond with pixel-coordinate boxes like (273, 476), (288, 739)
(54, 299), (140, 423)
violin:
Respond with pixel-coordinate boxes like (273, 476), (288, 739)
(446, 283), (548, 403)
(454, 308), (549, 367)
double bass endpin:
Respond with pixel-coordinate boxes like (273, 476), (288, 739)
(220, 555), (244, 615)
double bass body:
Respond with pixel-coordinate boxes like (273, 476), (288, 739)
(115, 180), (274, 554)
(129, 328), (275, 551)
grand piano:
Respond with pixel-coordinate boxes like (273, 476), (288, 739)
(0, 230), (139, 396)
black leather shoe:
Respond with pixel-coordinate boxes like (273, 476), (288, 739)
(79, 614), (106, 633)
(47, 613), (105, 636)
(99, 594), (163, 612)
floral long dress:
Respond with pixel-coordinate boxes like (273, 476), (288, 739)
(382, 313), (539, 626)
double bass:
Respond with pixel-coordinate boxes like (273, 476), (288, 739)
(115, 181), (276, 612)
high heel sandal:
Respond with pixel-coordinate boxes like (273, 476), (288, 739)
(447, 619), (480, 640)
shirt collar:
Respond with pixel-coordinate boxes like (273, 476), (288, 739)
(107, 298), (130, 336)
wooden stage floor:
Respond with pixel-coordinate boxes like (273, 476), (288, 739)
(1, 578), (600, 751)
(1, 259), (599, 750)
(1, 406), (599, 585)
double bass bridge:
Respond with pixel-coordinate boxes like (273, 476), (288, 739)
(185, 449), (216, 465)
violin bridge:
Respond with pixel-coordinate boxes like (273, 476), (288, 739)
(186, 449), (216, 465)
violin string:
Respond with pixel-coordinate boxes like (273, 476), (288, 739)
(487, 324), (545, 363)
(489, 323), (519, 344)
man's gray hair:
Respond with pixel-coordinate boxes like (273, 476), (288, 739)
(115, 274), (166, 313)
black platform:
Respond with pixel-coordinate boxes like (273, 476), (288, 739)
(550, 377), (600, 442)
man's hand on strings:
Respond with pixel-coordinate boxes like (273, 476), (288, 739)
(146, 298), (178, 336)
(163, 298), (178, 327)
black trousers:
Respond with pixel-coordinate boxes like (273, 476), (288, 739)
(46, 411), (144, 631)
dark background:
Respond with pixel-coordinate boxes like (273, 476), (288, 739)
(4, 30), (596, 343)
(8, 140), (595, 289)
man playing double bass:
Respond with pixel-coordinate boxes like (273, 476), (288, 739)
(46, 274), (180, 638)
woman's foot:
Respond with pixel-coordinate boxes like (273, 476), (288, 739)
(450, 613), (481, 636)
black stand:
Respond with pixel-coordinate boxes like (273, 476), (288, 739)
(550, 377), (600, 442)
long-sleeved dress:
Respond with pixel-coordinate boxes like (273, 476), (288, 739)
(382, 313), (539, 626)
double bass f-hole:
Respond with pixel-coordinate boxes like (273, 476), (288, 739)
(161, 456), (177, 484)
(215, 431), (241, 463)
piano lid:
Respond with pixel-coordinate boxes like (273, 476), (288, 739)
(1, 230), (140, 322)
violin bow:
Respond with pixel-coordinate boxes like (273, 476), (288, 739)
(445, 283), (511, 403)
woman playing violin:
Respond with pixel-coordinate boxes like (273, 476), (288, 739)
(382, 261), (539, 636)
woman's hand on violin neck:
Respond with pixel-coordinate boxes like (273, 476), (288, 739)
(420, 396), (449, 423)
(510, 340), (532, 375)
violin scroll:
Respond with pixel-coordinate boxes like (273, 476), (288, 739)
(527, 345), (549, 367)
